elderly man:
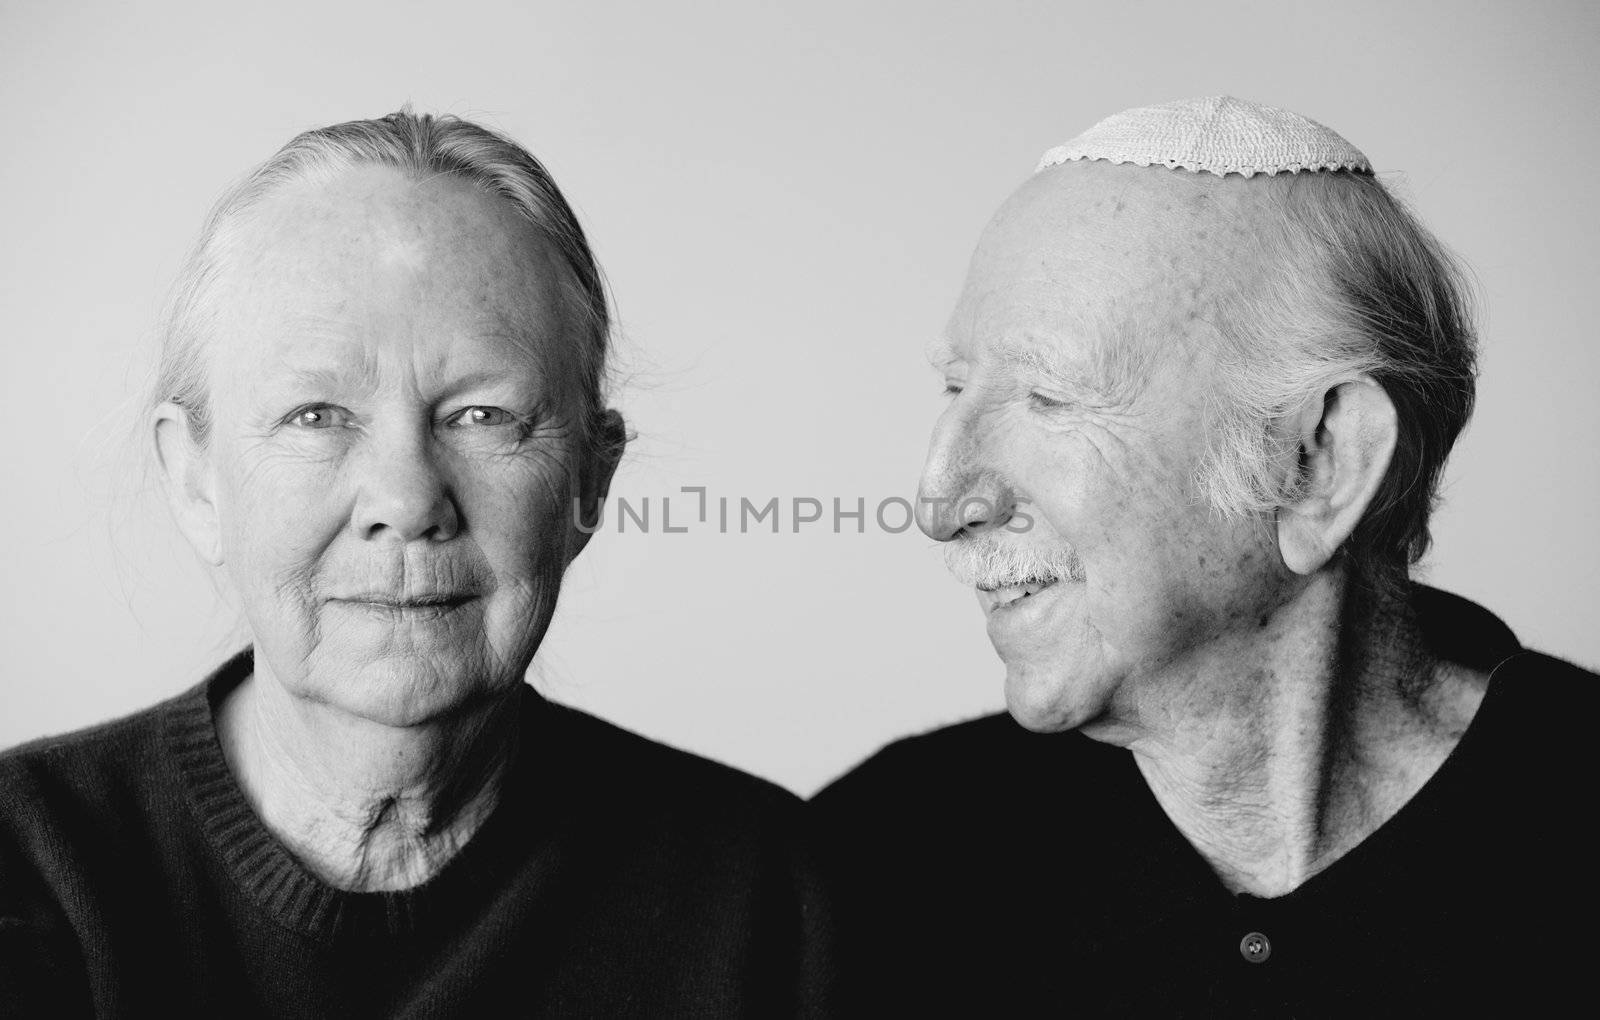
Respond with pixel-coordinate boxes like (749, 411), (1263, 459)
(813, 97), (1595, 1014)
(0, 111), (829, 1015)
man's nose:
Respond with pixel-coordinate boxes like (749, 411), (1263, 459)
(350, 430), (460, 543)
(915, 404), (1013, 541)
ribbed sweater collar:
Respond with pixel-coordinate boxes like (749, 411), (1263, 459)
(161, 649), (547, 941)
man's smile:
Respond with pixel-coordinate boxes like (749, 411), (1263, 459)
(979, 575), (1077, 617)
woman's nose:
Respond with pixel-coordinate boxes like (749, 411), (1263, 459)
(349, 432), (460, 543)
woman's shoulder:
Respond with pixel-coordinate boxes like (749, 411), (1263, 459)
(530, 694), (803, 820)
(509, 695), (823, 932)
(0, 682), (206, 951)
(0, 684), (201, 818)
(1, 652), (246, 818)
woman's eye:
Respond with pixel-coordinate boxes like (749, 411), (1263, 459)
(1028, 391), (1071, 410)
(287, 405), (351, 429)
(943, 382), (964, 397)
(450, 406), (515, 427)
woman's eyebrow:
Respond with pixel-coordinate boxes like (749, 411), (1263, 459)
(260, 360), (378, 396)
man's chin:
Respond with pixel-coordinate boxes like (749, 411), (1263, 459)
(1001, 661), (1099, 733)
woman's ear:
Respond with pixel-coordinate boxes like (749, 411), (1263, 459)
(1276, 377), (1397, 575)
(568, 409), (628, 560)
(153, 402), (224, 566)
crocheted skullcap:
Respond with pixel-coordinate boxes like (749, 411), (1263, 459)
(1035, 96), (1372, 179)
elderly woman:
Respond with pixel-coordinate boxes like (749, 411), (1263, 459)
(0, 112), (829, 1014)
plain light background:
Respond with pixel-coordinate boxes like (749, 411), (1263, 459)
(3, 0), (1596, 796)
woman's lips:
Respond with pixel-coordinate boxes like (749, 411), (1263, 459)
(331, 593), (476, 612)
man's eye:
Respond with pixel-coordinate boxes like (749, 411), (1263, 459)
(449, 406), (515, 427)
(1028, 391), (1071, 410)
(287, 405), (352, 429)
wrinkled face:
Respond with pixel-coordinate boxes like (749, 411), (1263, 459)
(919, 162), (1293, 734)
(195, 165), (596, 726)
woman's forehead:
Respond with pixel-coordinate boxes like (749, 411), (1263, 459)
(226, 167), (562, 300)
(203, 167), (578, 386)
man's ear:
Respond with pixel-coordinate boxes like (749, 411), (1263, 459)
(568, 408), (627, 561)
(153, 403), (224, 566)
(1276, 377), (1397, 575)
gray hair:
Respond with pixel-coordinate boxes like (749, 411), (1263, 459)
(153, 108), (611, 449)
(1196, 171), (1478, 595)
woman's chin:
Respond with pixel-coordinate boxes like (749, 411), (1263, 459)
(299, 659), (512, 728)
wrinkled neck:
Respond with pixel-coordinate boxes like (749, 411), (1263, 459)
(217, 657), (521, 892)
(1120, 571), (1486, 896)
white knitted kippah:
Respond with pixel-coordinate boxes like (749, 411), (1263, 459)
(1035, 96), (1371, 179)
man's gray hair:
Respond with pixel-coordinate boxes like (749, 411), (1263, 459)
(153, 108), (610, 448)
(1196, 171), (1478, 595)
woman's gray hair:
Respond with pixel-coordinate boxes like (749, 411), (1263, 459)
(1197, 171), (1478, 596)
(153, 108), (611, 449)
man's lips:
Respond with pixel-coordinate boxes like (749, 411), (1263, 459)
(978, 577), (1062, 613)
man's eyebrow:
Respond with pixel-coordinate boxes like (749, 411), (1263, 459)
(998, 336), (1088, 386)
(926, 337), (961, 371)
(927, 329), (1148, 402)
(997, 332), (1139, 403)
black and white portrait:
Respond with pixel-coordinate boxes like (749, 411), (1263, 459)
(3, 0), (1594, 1014)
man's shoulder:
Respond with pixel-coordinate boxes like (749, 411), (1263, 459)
(815, 712), (1012, 797)
(1419, 585), (1596, 689)
(1479, 648), (1599, 768)
(812, 710), (1117, 814)
(1495, 648), (1599, 686)
(810, 711), (1137, 1009)
(1479, 647), (1598, 732)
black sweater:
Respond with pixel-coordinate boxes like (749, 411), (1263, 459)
(813, 589), (1598, 1015)
(0, 651), (832, 1017)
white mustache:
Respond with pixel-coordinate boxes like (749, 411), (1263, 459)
(943, 533), (1085, 590)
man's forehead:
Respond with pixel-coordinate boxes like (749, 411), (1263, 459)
(983, 161), (1273, 271)
(951, 162), (1278, 350)
(931, 324), (1101, 368)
